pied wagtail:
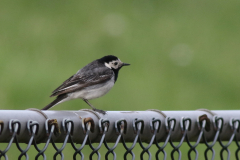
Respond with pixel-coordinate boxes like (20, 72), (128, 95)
(42, 55), (130, 114)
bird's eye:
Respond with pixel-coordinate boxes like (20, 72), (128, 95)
(114, 62), (118, 65)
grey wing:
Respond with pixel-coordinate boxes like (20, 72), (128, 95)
(51, 75), (74, 94)
(50, 65), (114, 97)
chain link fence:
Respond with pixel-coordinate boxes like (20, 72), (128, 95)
(0, 109), (239, 160)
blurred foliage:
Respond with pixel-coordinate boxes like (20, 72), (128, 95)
(0, 1), (240, 159)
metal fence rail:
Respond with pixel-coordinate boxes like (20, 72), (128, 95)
(0, 109), (239, 160)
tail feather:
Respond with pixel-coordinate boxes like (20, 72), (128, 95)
(42, 94), (68, 110)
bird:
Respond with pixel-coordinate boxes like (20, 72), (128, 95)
(42, 55), (130, 114)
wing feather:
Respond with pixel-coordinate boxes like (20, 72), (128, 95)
(50, 63), (113, 97)
(51, 75), (74, 94)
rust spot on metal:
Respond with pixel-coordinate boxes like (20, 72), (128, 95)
(0, 120), (4, 135)
(84, 117), (95, 133)
(199, 114), (210, 132)
(48, 119), (60, 136)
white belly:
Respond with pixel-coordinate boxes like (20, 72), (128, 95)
(68, 77), (115, 100)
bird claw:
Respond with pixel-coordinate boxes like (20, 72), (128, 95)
(93, 108), (107, 115)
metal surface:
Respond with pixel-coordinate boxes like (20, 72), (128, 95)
(0, 109), (239, 160)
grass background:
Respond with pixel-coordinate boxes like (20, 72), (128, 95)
(0, 1), (240, 159)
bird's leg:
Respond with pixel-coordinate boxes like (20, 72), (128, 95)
(83, 99), (96, 109)
(83, 99), (106, 115)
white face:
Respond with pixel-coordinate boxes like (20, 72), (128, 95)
(105, 59), (123, 69)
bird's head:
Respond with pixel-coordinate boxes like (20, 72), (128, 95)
(99, 55), (130, 70)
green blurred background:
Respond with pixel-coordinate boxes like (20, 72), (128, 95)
(1, 1), (240, 159)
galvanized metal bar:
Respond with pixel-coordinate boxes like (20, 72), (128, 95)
(0, 110), (239, 144)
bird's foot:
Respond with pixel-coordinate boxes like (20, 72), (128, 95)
(93, 108), (107, 115)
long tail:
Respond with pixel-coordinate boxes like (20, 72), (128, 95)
(42, 94), (68, 110)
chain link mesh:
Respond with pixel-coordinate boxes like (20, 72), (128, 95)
(0, 110), (239, 160)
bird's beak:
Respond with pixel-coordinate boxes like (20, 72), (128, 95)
(122, 63), (130, 66)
